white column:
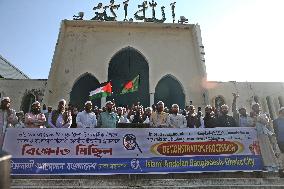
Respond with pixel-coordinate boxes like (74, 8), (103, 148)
(101, 97), (106, 109)
(274, 97), (281, 114)
(150, 93), (155, 106)
(266, 96), (277, 120)
(261, 98), (269, 114)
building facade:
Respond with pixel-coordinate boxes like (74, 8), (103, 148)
(1, 20), (284, 119)
(44, 20), (207, 110)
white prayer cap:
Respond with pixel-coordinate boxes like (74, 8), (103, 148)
(221, 104), (229, 109)
(105, 101), (114, 106)
(85, 101), (92, 105)
(32, 101), (40, 106)
(172, 104), (179, 108)
(1, 97), (10, 102)
(16, 111), (24, 115)
(145, 107), (152, 111)
(251, 102), (260, 108)
(58, 99), (66, 104)
(205, 105), (212, 109)
(157, 101), (164, 105)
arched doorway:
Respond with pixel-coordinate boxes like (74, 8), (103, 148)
(21, 93), (36, 113)
(70, 73), (101, 110)
(108, 47), (149, 107)
(154, 75), (185, 109)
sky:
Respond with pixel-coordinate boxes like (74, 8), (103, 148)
(0, 0), (283, 81)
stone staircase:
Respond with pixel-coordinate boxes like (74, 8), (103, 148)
(11, 173), (284, 189)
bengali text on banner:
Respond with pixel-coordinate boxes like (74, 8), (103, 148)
(3, 127), (263, 175)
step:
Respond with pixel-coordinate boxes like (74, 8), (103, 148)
(11, 176), (284, 189)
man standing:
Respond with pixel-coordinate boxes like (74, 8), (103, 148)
(203, 105), (217, 128)
(93, 106), (100, 119)
(48, 99), (72, 128)
(168, 104), (187, 128)
(24, 101), (46, 128)
(142, 107), (152, 124)
(186, 105), (201, 128)
(44, 106), (52, 128)
(117, 107), (129, 123)
(273, 107), (284, 153)
(216, 104), (237, 127)
(232, 93), (249, 127)
(76, 101), (97, 128)
(0, 97), (18, 148)
(70, 106), (78, 128)
(42, 104), (48, 114)
(150, 101), (169, 128)
(249, 103), (281, 171)
(97, 101), (117, 128)
(15, 111), (25, 128)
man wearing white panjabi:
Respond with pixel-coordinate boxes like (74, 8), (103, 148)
(248, 103), (282, 172)
(117, 107), (129, 124)
(168, 104), (187, 128)
(0, 97), (18, 148)
(76, 101), (97, 128)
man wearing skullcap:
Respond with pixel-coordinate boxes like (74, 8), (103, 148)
(76, 101), (97, 128)
(203, 105), (217, 128)
(97, 101), (118, 128)
(150, 101), (169, 128)
(117, 107), (129, 123)
(216, 104), (237, 127)
(48, 99), (72, 128)
(142, 107), (152, 124)
(15, 111), (25, 128)
(168, 104), (187, 128)
(24, 101), (46, 128)
(0, 97), (18, 148)
(249, 102), (281, 172)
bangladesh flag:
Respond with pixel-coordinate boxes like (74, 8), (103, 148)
(121, 75), (140, 94)
(89, 82), (112, 100)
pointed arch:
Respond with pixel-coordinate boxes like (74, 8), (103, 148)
(108, 46), (150, 107)
(21, 93), (36, 113)
(154, 74), (185, 109)
(70, 72), (101, 110)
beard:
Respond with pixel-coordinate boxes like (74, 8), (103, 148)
(172, 110), (178, 114)
(222, 111), (228, 115)
(31, 109), (41, 115)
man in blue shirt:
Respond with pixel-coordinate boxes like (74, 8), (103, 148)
(273, 107), (284, 152)
(97, 101), (117, 128)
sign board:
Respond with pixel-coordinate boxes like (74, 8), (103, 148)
(3, 127), (263, 175)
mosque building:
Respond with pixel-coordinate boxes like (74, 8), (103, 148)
(1, 6), (284, 119)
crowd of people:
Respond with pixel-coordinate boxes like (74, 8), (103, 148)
(1, 94), (284, 172)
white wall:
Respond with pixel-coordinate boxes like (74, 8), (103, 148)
(0, 79), (47, 111)
(44, 21), (206, 108)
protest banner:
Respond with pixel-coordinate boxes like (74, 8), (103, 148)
(3, 127), (263, 175)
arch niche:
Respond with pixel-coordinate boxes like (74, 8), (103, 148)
(154, 75), (185, 109)
(70, 73), (101, 110)
(21, 93), (36, 113)
(108, 47), (150, 107)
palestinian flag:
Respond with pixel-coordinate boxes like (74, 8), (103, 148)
(89, 82), (112, 100)
(121, 75), (140, 94)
